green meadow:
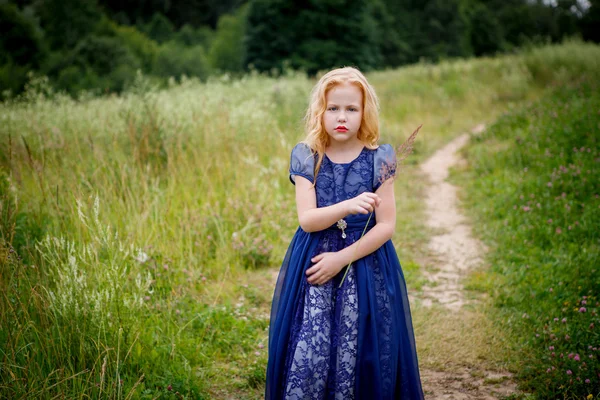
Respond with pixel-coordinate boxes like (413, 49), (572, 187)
(1, 41), (599, 398)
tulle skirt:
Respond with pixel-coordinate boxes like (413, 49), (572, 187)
(265, 214), (423, 399)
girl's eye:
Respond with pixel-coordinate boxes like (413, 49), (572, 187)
(328, 107), (338, 111)
(348, 108), (357, 112)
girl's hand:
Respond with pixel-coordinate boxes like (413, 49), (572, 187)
(306, 252), (348, 285)
(345, 192), (381, 215)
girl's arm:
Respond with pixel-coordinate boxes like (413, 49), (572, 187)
(294, 176), (381, 233)
(305, 178), (396, 285)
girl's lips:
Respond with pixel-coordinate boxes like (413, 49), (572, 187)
(335, 126), (348, 132)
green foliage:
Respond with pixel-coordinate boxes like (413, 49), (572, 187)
(468, 2), (505, 56)
(52, 35), (141, 93)
(581, 0), (600, 43)
(208, 6), (247, 73)
(0, 3), (46, 96)
(153, 43), (211, 80)
(0, 3), (46, 66)
(174, 24), (214, 47)
(96, 17), (159, 71)
(459, 76), (600, 397)
(34, 0), (103, 50)
(245, 0), (382, 74)
(140, 12), (175, 43)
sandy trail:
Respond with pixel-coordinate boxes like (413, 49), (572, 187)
(418, 125), (487, 311)
(416, 124), (518, 399)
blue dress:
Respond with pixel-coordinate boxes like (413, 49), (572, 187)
(266, 143), (423, 400)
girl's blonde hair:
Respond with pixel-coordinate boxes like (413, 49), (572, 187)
(303, 67), (380, 179)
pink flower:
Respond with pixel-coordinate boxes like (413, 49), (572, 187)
(585, 379), (591, 383)
(547, 219), (553, 224)
(579, 307), (587, 313)
(582, 300), (587, 305)
(575, 354), (581, 361)
(522, 206), (531, 211)
(549, 288), (553, 292)
(554, 317), (559, 321)
(549, 346), (555, 351)
(547, 182), (553, 187)
(566, 370), (572, 375)
(565, 334), (571, 340)
(562, 318), (567, 323)
(569, 353), (574, 359)
(556, 227), (562, 234)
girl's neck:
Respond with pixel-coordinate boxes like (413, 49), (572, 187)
(325, 139), (365, 163)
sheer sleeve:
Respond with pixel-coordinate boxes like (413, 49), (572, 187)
(373, 144), (397, 191)
(289, 143), (315, 185)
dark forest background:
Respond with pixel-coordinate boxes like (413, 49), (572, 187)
(1, 0), (599, 98)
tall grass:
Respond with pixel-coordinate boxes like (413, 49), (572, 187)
(1, 41), (600, 398)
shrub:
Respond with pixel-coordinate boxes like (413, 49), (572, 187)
(153, 43), (211, 81)
(207, 6), (247, 73)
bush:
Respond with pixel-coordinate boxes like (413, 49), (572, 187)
(96, 17), (159, 72)
(153, 43), (211, 80)
(51, 35), (141, 93)
(207, 6), (247, 73)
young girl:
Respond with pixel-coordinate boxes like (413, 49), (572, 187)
(266, 67), (423, 399)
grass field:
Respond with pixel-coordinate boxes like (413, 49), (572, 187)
(1, 40), (599, 398)
(455, 74), (600, 399)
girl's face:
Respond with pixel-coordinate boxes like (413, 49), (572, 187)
(323, 83), (363, 146)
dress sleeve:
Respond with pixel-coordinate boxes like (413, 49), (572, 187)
(289, 143), (315, 185)
(373, 144), (397, 191)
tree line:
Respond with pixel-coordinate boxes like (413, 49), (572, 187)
(1, 0), (598, 98)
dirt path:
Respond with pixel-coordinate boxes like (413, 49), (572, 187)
(416, 124), (518, 399)
(418, 125), (487, 311)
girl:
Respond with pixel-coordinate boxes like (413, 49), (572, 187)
(266, 67), (423, 399)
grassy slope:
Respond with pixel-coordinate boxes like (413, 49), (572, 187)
(454, 73), (600, 397)
(1, 41), (599, 398)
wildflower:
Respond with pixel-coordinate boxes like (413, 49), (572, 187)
(167, 384), (172, 391)
(549, 288), (553, 292)
(548, 219), (553, 224)
(549, 346), (554, 351)
(582, 300), (587, 305)
(575, 354), (581, 361)
(134, 251), (150, 264)
(556, 227), (562, 234)
(590, 323), (594, 329)
(585, 379), (591, 384)
(554, 317), (559, 321)
(522, 206), (531, 211)
(258, 343), (264, 349)
(587, 394), (593, 399)
(566, 370), (572, 375)
(579, 307), (587, 313)
(569, 353), (574, 359)
(562, 318), (567, 323)
(255, 351), (261, 356)
(565, 334), (571, 340)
